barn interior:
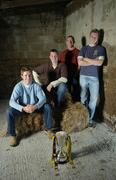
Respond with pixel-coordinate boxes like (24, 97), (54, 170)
(0, 0), (116, 128)
(0, 0), (116, 179)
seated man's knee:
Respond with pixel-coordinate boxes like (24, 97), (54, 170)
(6, 107), (13, 116)
(58, 83), (67, 92)
(43, 103), (51, 112)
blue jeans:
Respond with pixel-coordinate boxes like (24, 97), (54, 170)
(42, 83), (68, 106)
(80, 75), (99, 122)
(6, 103), (52, 136)
(56, 83), (68, 106)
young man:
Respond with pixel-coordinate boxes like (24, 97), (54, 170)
(78, 29), (105, 127)
(33, 49), (68, 107)
(6, 67), (53, 146)
(59, 35), (80, 102)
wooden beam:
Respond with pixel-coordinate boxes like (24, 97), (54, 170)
(0, 0), (71, 9)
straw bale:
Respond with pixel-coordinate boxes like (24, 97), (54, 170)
(16, 112), (43, 137)
(61, 102), (89, 133)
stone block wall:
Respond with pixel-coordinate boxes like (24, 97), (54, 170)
(0, 3), (65, 98)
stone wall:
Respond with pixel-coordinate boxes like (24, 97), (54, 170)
(0, 3), (65, 98)
(65, 0), (116, 129)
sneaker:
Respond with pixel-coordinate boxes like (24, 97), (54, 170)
(0, 129), (8, 137)
(9, 136), (17, 146)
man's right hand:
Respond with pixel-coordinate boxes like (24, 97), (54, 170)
(22, 106), (30, 113)
(22, 104), (37, 113)
(47, 83), (53, 92)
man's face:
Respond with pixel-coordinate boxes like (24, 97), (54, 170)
(21, 71), (32, 85)
(66, 37), (74, 48)
(49, 51), (58, 64)
(89, 32), (99, 45)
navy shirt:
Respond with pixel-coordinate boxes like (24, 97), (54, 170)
(79, 45), (105, 77)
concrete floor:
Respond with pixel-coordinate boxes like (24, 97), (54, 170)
(0, 100), (116, 180)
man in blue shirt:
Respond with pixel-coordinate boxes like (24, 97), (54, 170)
(6, 67), (53, 146)
(78, 29), (105, 127)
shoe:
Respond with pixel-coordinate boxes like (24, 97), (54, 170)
(9, 136), (17, 146)
(0, 129), (8, 137)
(88, 122), (96, 128)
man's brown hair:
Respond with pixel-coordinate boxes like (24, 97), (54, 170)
(66, 35), (75, 43)
(20, 66), (32, 75)
(50, 49), (58, 54)
(90, 29), (99, 36)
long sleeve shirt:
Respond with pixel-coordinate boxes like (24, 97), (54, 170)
(9, 80), (46, 112)
(33, 62), (68, 87)
(59, 48), (79, 66)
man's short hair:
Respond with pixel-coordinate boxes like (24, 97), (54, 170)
(66, 35), (75, 43)
(20, 66), (32, 75)
(50, 49), (58, 54)
(90, 29), (99, 35)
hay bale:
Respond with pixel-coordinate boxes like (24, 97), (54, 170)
(63, 92), (73, 107)
(61, 102), (89, 133)
(16, 112), (43, 137)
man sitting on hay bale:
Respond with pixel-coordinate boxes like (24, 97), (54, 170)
(32, 48), (89, 131)
(32, 49), (68, 107)
(6, 66), (53, 147)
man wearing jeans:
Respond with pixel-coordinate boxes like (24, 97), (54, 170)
(33, 49), (68, 107)
(59, 35), (80, 102)
(6, 67), (53, 146)
(78, 29), (105, 127)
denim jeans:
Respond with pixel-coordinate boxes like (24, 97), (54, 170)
(42, 83), (67, 106)
(6, 103), (52, 136)
(56, 83), (68, 106)
(80, 75), (99, 122)
(67, 77), (80, 102)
